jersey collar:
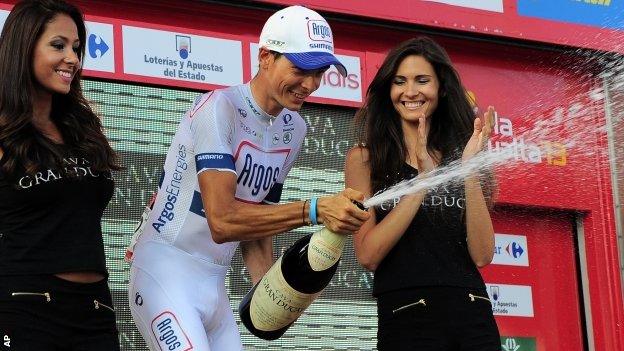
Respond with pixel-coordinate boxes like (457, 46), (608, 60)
(243, 83), (280, 126)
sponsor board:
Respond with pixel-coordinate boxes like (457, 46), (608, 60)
(493, 233), (529, 266)
(0, 9), (7, 28)
(123, 26), (243, 86)
(424, 0), (504, 13)
(518, 0), (623, 30)
(84, 21), (115, 72)
(488, 111), (567, 167)
(486, 283), (534, 317)
(501, 336), (537, 351)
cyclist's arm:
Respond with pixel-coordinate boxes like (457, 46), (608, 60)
(198, 170), (308, 243)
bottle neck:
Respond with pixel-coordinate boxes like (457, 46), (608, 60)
(307, 227), (347, 271)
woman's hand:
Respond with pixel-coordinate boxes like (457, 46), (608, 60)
(462, 106), (495, 162)
(416, 114), (436, 173)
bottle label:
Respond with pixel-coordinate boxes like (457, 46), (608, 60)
(308, 228), (346, 271)
(250, 257), (319, 331)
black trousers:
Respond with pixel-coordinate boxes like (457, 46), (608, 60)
(0, 274), (120, 351)
(377, 286), (501, 351)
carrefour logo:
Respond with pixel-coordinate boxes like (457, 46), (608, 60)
(83, 22), (114, 73)
(506, 241), (524, 259)
(88, 34), (109, 58)
(492, 233), (529, 266)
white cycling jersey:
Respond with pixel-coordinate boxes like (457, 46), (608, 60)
(127, 83), (307, 266)
(128, 83), (307, 351)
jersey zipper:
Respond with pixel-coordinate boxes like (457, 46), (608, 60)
(265, 121), (271, 150)
(12, 292), (51, 302)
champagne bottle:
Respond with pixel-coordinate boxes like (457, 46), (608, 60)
(239, 203), (364, 340)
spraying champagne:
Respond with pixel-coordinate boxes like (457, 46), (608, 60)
(239, 201), (366, 340)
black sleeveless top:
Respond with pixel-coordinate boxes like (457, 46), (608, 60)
(0, 146), (114, 276)
(372, 163), (486, 296)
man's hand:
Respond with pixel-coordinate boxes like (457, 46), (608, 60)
(316, 188), (370, 234)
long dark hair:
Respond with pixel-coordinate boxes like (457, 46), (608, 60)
(356, 36), (485, 196)
(0, 0), (120, 178)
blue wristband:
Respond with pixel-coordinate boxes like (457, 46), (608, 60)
(309, 197), (318, 225)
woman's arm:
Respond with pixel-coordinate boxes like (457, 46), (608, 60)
(461, 107), (496, 267)
(464, 175), (495, 267)
(345, 147), (427, 271)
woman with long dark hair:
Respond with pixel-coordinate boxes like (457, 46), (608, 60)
(345, 36), (500, 350)
(0, 1), (121, 349)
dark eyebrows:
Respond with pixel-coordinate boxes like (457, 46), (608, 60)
(49, 35), (80, 44)
(394, 74), (432, 79)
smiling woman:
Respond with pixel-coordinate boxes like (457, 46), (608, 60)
(0, 1), (121, 350)
(346, 37), (500, 350)
(32, 13), (81, 97)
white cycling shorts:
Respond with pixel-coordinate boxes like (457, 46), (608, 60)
(128, 241), (243, 351)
